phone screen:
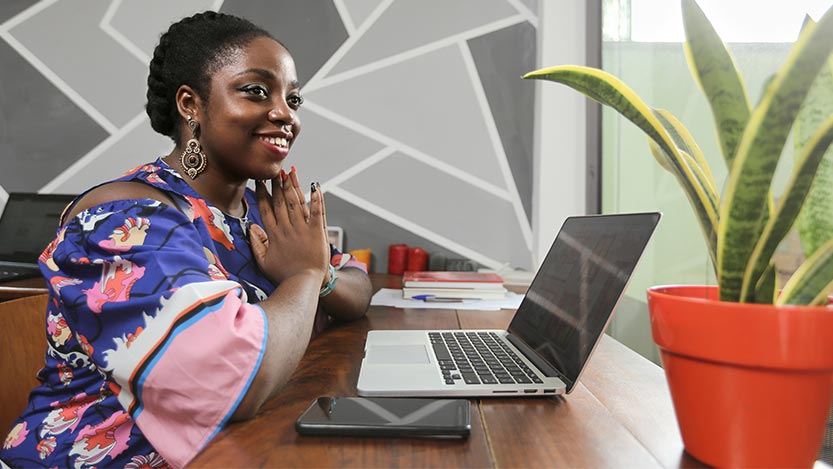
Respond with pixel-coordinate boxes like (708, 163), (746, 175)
(295, 397), (470, 438)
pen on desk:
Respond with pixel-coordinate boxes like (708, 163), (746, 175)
(411, 295), (478, 302)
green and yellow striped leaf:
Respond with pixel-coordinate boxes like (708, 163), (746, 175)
(682, 0), (751, 169)
(717, 8), (833, 302)
(795, 46), (833, 258)
(778, 237), (833, 305)
(647, 140), (675, 173)
(754, 262), (777, 304)
(523, 66), (718, 259)
(648, 110), (720, 231)
(651, 109), (719, 198)
(649, 141), (717, 268)
(741, 114), (833, 301)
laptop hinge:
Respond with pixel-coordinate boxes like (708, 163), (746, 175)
(506, 333), (573, 387)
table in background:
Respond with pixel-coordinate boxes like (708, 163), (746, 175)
(0, 276), (48, 301)
(190, 274), (703, 468)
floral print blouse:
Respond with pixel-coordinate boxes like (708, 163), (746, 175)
(0, 159), (365, 468)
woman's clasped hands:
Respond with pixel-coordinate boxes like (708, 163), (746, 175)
(249, 168), (330, 287)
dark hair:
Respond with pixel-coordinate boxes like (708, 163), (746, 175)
(146, 11), (276, 144)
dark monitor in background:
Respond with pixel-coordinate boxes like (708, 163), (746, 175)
(0, 192), (76, 280)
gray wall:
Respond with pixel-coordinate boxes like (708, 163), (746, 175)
(0, 0), (538, 273)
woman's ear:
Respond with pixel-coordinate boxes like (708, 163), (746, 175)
(174, 85), (202, 121)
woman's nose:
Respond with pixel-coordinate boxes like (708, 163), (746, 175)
(268, 107), (295, 125)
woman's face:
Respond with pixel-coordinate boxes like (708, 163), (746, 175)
(196, 36), (303, 182)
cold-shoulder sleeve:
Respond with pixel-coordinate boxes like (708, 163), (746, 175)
(44, 198), (266, 468)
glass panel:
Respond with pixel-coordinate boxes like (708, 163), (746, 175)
(601, 0), (820, 363)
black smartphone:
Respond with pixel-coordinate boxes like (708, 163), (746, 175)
(295, 397), (471, 438)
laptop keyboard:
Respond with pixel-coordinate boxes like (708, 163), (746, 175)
(428, 331), (544, 385)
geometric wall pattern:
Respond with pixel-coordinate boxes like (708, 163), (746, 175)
(0, 0), (537, 272)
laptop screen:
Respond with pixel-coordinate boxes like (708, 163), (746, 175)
(0, 193), (76, 264)
(507, 212), (660, 392)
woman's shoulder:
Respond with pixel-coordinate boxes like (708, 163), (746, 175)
(61, 160), (191, 223)
(62, 181), (179, 221)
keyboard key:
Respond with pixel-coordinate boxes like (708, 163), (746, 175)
(461, 372), (480, 384)
(432, 343), (452, 361)
(480, 375), (498, 384)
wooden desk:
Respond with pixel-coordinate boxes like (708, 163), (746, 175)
(0, 276), (48, 301)
(190, 275), (703, 468)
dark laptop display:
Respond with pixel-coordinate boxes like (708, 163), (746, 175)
(0, 192), (76, 279)
(507, 212), (661, 392)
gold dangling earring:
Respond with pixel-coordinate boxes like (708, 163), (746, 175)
(180, 116), (207, 179)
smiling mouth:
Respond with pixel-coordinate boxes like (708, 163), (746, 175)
(257, 136), (288, 148)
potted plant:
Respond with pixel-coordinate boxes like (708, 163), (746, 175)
(524, 0), (833, 467)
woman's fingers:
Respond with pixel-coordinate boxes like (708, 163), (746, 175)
(255, 180), (278, 230)
(309, 183), (329, 266)
(309, 182), (320, 221)
(310, 182), (327, 230)
(319, 182), (328, 230)
(271, 170), (292, 227)
(287, 168), (310, 221)
(281, 168), (305, 225)
(248, 223), (269, 264)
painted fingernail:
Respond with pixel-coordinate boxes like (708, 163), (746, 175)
(311, 182), (317, 193)
(279, 169), (287, 180)
(291, 165), (297, 174)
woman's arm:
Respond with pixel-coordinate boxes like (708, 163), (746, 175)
(232, 172), (330, 420)
(319, 267), (373, 322)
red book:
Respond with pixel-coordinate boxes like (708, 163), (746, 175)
(402, 271), (505, 289)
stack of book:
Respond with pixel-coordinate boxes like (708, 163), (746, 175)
(401, 271), (507, 300)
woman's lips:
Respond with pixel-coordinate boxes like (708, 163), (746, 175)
(256, 136), (289, 157)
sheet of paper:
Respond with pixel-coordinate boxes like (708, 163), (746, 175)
(370, 288), (524, 310)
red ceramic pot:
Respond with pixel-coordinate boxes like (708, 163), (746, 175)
(647, 285), (833, 468)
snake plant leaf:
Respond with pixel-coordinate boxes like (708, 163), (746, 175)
(682, 0), (751, 169)
(778, 237), (833, 305)
(795, 55), (833, 257)
(717, 9), (833, 302)
(523, 66), (719, 251)
(647, 140), (675, 173)
(753, 262), (777, 304)
(741, 114), (833, 302)
(649, 141), (717, 269)
(648, 111), (720, 228)
(651, 109), (718, 197)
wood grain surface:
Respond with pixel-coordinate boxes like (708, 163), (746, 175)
(0, 273), (695, 468)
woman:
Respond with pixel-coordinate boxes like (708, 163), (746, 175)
(0, 11), (372, 468)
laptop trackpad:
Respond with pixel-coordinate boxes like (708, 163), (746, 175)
(366, 345), (430, 364)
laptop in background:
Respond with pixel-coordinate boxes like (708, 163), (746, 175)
(357, 212), (661, 397)
(0, 193), (76, 282)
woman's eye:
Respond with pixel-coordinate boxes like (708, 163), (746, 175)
(243, 85), (268, 99)
(288, 95), (304, 108)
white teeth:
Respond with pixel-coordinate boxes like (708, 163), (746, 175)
(259, 136), (288, 147)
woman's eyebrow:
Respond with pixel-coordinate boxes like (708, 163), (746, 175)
(236, 68), (275, 79)
(235, 68), (301, 88)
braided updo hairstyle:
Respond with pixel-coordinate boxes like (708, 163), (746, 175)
(146, 11), (276, 144)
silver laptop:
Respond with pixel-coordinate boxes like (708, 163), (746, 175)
(357, 212), (661, 397)
(0, 192), (75, 282)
